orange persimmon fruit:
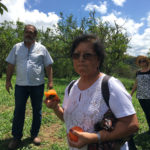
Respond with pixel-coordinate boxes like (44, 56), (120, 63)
(68, 126), (83, 142)
(44, 89), (59, 101)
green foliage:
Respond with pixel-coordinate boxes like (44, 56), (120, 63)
(50, 144), (69, 150)
(0, 21), (24, 77)
(0, 1), (8, 15)
(118, 76), (135, 90)
(0, 75), (69, 150)
(0, 11), (133, 79)
(103, 24), (129, 73)
(111, 62), (136, 79)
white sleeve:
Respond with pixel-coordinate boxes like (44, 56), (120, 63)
(44, 47), (54, 67)
(5, 45), (16, 65)
(108, 77), (136, 118)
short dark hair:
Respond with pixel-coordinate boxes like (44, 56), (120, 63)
(71, 34), (105, 69)
(24, 24), (38, 36)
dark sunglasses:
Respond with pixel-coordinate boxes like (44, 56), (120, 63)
(139, 59), (146, 63)
(72, 53), (97, 60)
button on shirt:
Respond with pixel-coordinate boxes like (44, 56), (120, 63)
(6, 42), (53, 86)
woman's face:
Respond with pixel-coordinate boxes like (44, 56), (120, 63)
(72, 42), (100, 77)
(139, 59), (148, 67)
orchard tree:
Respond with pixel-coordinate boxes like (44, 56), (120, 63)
(39, 11), (130, 78)
(41, 12), (81, 78)
(0, 21), (24, 77)
(0, 12), (130, 78)
(85, 11), (130, 73)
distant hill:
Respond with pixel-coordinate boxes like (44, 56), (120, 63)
(124, 55), (137, 69)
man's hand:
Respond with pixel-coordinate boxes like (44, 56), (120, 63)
(6, 63), (15, 93)
(47, 81), (53, 89)
(6, 81), (13, 93)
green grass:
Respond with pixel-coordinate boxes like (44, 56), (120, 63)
(0, 75), (150, 150)
(0, 75), (70, 150)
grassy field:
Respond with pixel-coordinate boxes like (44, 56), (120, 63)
(0, 75), (150, 150)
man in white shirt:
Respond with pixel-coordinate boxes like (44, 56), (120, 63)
(6, 24), (53, 149)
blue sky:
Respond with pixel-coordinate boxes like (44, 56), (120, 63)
(1, 0), (150, 56)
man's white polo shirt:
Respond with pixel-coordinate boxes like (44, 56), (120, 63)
(6, 42), (53, 86)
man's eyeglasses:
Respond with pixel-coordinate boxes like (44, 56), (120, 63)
(72, 53), (97, 60)
(139, 59), (146, 63)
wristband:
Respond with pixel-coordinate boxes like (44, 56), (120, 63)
(96, 132), (101, 143)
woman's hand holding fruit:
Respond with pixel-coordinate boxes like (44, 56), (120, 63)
(67, 126), (98, 148)
(44, 89), (60, 110)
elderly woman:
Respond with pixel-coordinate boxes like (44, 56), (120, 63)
(45, 34), (139, 150)
(131, 55), (150, 134)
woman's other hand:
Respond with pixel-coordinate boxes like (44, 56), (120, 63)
(67, 130), (98, 148)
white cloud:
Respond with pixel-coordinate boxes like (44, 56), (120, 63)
(112, 0), (126, 7)
(84, 1), (150, 56)
(147, 12), (150, 27)
(112, 10), (122, 16)
(85, 1), (107, 14)
(101, 13), (149, 56)
(128, 28), (150, 56)
(102, 13), (143, 35)
(141, 17), (146, 22)
(0, 0), (60, 31)
(123, 19), (144, 35)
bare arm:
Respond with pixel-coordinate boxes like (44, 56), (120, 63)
(6, 63), (15, 93)
(68, 114), (139, 148)
(45, 64), (53, 89)
(53, 104), (64, 121)
(100, 114), (139, 142)
(131, 80), (137, 96)
(44, 100), (64, 121)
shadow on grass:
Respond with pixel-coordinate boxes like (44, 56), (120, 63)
(134, 131), (150, 150)
(0, 137), (33, 150)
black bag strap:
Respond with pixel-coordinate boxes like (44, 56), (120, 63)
(68, 80), (76, 95)
(101, 75), (111, 108)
